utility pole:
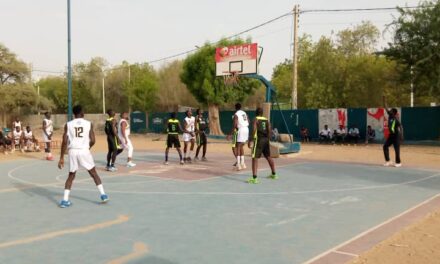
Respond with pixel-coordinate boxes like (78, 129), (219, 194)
(128, 65), (132, 113)
(67, 0), (73, 120)
(410, 66), (414, 107)
(291, 4), (299, 109)
(102, 77), (106, 114)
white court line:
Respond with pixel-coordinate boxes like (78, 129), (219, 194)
(333, 250), (359, 257)
(302, 192), (440, 264)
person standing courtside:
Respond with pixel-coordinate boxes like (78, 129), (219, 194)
(231, 103), (249, 171)
(42, 112), (54, 160)
(194, 109), (208, 161)
(105, 109), (123, 171)
(164, 112), (184, 165)
(118, 112), (136, 168)
(248, 107), (278, 184)
(58, 105), (109, 208)
(383, 96), (403, 167)
(183, 109), (196, 163)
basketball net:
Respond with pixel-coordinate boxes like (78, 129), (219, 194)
(223, 71), (240, 87)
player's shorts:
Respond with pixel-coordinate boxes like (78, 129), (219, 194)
(68, 149), (95, 173)
(107, 135), (120, 152)
(196, 133), (207, 146)
(237, 127), (249, 143)
(252, 137), (270, 159)
(231, 130), (238, 148)
(167, 134), (181, 148)
(183, 132), (195, 142)
(43, 133), (52, 143)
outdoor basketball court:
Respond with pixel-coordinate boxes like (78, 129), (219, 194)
(1, 151), (440, 264)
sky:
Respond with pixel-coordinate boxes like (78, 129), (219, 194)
(0, 0), (422, 80)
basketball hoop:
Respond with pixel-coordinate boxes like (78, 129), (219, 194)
(223, 71), (240, 87)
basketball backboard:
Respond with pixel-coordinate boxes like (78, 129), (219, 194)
(215, 43), (258, 76)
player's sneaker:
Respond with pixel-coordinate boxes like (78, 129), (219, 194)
(100, 194), (109, 203)
(383, 161), (392, 167)
(241, 163), (247, 169)
(194, 157), (200, 162)
(126, 162), (136, 168)
(236, 164), (243, 171)
(201, 157), (208, 161)
(394, 163), (402, 168)
(106, 166), (117, 172)
(164, 161), (169, 165)
(180, 160), (184, 165)
(268, 174), (279, 180)
(247, 178), (260, 184)
(186, 157), (192, 164)
(59, 200), (72, 208)
(232, 162), (237, 167)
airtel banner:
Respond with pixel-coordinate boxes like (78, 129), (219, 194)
(215, 43), (258, 62)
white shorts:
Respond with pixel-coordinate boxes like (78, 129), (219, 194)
(183, 133), (195, 142)
(237, 127), (249, 143)
(43, 133), (52, 143)
(68, 149), (95, 173)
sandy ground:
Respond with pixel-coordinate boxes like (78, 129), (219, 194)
(2, 132), (440, 263)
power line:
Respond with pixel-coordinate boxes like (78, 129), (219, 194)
(300, 5), (429, 14)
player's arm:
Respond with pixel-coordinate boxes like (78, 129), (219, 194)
(111, 119), (119, 143)
(121, 121), (128, 144)
(248, 118), (257, 148)
(42, 120), (49, 138)
(382, 95), (390, 113)
(178, 121), (184, 133)
(227, 115), (238, 140)
(58, 124), (68, 169)
(89, 123), (96, 148)
(267, 120), (272, 140)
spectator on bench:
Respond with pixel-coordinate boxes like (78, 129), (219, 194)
(0, 130), (13, 154)
(24, 126), (41, 152)
(348, 125), (361, 144)
(319, 125), (332, 143)
(366, 125), (376, 144)
(12, 126), (25, 153)
(271, 127), (280, 142)
(334, 125), (347, 144)
(300, 126), (310, 143)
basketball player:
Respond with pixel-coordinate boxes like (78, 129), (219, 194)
(194, 109), (208, 161)
(12, 117), (22, 131)
(42, 112), (54, 160)
(383, 96), (403, 167)
(164, 112), (184, 165)
(23, 126), (40, 152)
(183, 109), (195, 163)
(105, 109), (123, 171)
(58, 105), (109, 208)
(118, 112), (136, 167)
(231, 103), (249, 171)
(12, 126), (24, 153)
(248, 107), (278, 184)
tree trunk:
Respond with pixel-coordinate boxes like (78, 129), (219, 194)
(208, 103), (224, 135)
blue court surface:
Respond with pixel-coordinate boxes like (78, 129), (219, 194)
(0, 152), (439, 264)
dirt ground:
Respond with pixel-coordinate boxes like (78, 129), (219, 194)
(2, 132), (440, 263)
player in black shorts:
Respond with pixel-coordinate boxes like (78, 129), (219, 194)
(164, 112), (184, 165)
(195, 109), (208, 161)
(105, 109), (123, 171)
(247, 107), (278, 184)
(383, 96), (403, 167)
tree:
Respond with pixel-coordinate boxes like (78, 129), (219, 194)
(181, 39), (260, 135)
(126, 63), (158, 112)
(0, 43), (29, 85)
(385, 1), (440, 105)
(37, 76), (68, 113)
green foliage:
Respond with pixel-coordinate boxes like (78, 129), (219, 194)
(0, 43), (30, 85)
(180, 39), (260, 107)
(0, 83), (38, 112)
(385, 1), (440, 104)
(38, 76), (68, 113)
(126, 63), (159, 112)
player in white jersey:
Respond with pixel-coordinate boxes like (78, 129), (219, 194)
(58, 105), (109, 208)
(182, 109), (196, 163)
(232, 103), (249, 171)
(23, 126), (40, 152)
(12, 117), (22, 131)
(12, 126), (24, 153)
(118, 112), (136, 167)
(42, 112), (54, 160)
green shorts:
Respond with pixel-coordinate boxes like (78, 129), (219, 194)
(252, 137), (270, 159)
(197, 133), (207, 146)
(166, 134), (181, 148)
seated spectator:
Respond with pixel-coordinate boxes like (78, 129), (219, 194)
(366, 125), (376, 144)
(300, 126), (310, 143)
(334, 125), (347, 144)
(348, 125), (361, 144)
(12, 126), (25, 153)
(23, 126), (40, 152)
(319, 125), (332, 143)
(0, 130), (13, 154)
(271, 127), (280, 142)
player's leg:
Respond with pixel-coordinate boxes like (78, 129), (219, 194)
(393, 138), (401, 167)
(176, 148), (184, 165)
(106, 136), (113, 169)
(195, 134), (201, 160)
(189, 138), (195, 161)
(183, 135), (189, 161)
(383, 137), (393, 166)
(126, 138), (136, 167)
(60, 172), (76, 207)
(174, 135), (184, 164)
(248, 140), (260, 184)
(87, 168), (109, 202)
(202, 134), (207, 160)
(110, 137), (123, 170)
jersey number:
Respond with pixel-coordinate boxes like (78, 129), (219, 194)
(262, 122), (267, 131)
(74, 127), (84, 138)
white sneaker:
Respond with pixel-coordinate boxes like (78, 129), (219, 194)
(241, 163), (247, 169)
(236, 164), (243, 171)
(383, 161), (392, 167)
(394, 163), (402, 168)
(126, 162), (136, 168)
(164, 161), (169, 165)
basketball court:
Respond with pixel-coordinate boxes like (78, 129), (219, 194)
(1, 150), (440, 264)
